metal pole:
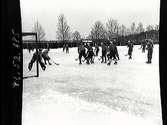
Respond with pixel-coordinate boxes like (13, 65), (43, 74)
(35, 33), (39, 77)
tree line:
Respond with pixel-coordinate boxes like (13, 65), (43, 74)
(23, 14), (159, 49)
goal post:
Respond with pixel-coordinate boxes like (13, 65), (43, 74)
(22, 32), (39, 79)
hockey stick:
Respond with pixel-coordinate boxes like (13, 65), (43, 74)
(50, 59), (60, 65)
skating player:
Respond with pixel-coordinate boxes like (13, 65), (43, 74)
(107, 41), (118, 65)
(115, 46), (120, 60)
(107, 43), (119, 61)
(140, 40), (147, 53)
(41, 49), (52, 65)
(63, 44), (66, 52)
(127, 40), (134, 59)
(78, 42), (86, 64)
(146, 39), (154, 64)
(86, 43), (94, 64)
(66, 43), (69, 53)
(101, 42), (108, 63)
(95, 43), (100, 56)
(28, 48), (46, 71)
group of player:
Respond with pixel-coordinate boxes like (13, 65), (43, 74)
(77, 41), (119, 65)
(77, 39), (154, 65)
(28, 48), (52, 71)
(27, 38), (154, 71)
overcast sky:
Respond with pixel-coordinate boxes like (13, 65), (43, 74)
(20, 0), (160, 40)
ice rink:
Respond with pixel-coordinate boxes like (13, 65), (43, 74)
(22, 45), (162, 125)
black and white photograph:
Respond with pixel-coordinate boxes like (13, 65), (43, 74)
(2, 0), (166, 125)
(20, 0), (162, 125)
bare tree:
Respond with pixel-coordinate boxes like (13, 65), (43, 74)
(106, 19), (119, 40)
(154, 24), (159, 31)
(130, 22), (136, 35)
(136, 22), (144, 33)
(119, 24), (126, 36)
(86, 33), (92, 39)
(146, 25), (154, 32)
(90, 21), (107, 40)
(154, 24), (159, 42)
(56, 14), (71, 41)
(146, 25), (157, 40)
(72, 31), (81, 41)
(32, 21), (46, 40)
(125, 28), (131, 36)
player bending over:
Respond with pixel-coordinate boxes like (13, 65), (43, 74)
(28, 48), (46, 71)
(85, 43), (94, 64)
(42, 49), (52, 65)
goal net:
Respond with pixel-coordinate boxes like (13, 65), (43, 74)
(22, 32), (39, 79)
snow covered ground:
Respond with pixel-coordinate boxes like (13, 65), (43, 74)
(22, 45), (162, 125)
